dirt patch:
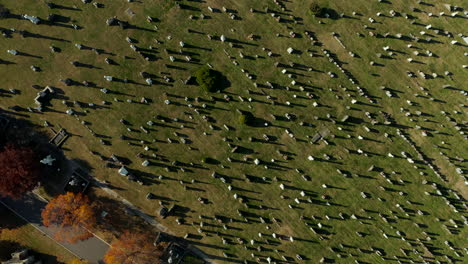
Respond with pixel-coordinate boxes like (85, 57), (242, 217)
(454, 177), (467, 200)
(277, 224), (295, 237)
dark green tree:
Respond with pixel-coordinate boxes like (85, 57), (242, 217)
(195, 67), (223, 92)
(0, 4), (10, 19)
(310, 2), (323, 16)
(239, 112), (254, 125)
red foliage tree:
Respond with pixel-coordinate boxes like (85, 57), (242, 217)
(41, 192), (96, 243)
(0, 144), (41, 199)
(104, 232), (163, 264)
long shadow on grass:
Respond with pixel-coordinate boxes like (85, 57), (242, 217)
(16, 51), (42, 59)
(47, 3), (81, 11)
(126, 24), (157, 33)
(24, 31), (71, 43)
(0, 107), (30, 118)
(41, 21), (75, 29)
(0, 59), (15, 65)
(74, 62), (102, 69)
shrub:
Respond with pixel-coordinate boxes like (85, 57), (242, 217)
(310, 2), (323, 16)
(239, 112), (253, 125)
(0, 4), (9, 19)
(195, 67), (222, 92)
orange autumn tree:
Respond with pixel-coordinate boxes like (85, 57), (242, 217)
(104, 231), (163, 264)
(41, 192), (96, 243)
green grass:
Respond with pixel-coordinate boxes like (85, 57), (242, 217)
(0, 0), (466, 263)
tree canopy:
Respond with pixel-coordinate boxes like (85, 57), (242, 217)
(195, 67), (223, 92)
(0, 144), (41, 199)
(239, 112), (254, 125)
(104, 232), (163, 264)
(310, 2), (323, 16)
(41, 192), (96, 243)
(0, 4), (10, 19)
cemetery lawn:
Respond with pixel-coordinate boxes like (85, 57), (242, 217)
(0, 0), (467, 263)
(0, 205), (75, 263)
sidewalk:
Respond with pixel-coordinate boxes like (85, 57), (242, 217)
(93, 177), (215, 264)
(1, 193), (109, 264)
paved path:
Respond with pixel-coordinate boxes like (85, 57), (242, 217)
(1, 193), (109, 264)
(93, 178), (216, 264)
(64, 160), (215, 263)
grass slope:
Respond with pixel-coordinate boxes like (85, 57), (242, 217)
(0, 0), (466, 263)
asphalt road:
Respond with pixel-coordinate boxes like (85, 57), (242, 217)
(1, 193), (109, 264)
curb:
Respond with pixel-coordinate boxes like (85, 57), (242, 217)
(0, 199), (82, 261)
(32, 191), (111, 247)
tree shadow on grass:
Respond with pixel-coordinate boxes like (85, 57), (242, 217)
(30, 250), (64, 264)
(0, 240), (21, 262)
(0, 204), (28, 229)
(218, 71), (231, 92)
(0, 206), (66, 263)
(92, 196), (153, 237)
(323, 8), (340, 19)
(0, 241), (62, 264)
(249, 117), (269, 128)
(202, 157), (220, 165)
(196, 68), (231, 93)
(314, 7), (340, 20)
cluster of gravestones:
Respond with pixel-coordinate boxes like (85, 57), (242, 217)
(2, 0), (466, 263)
